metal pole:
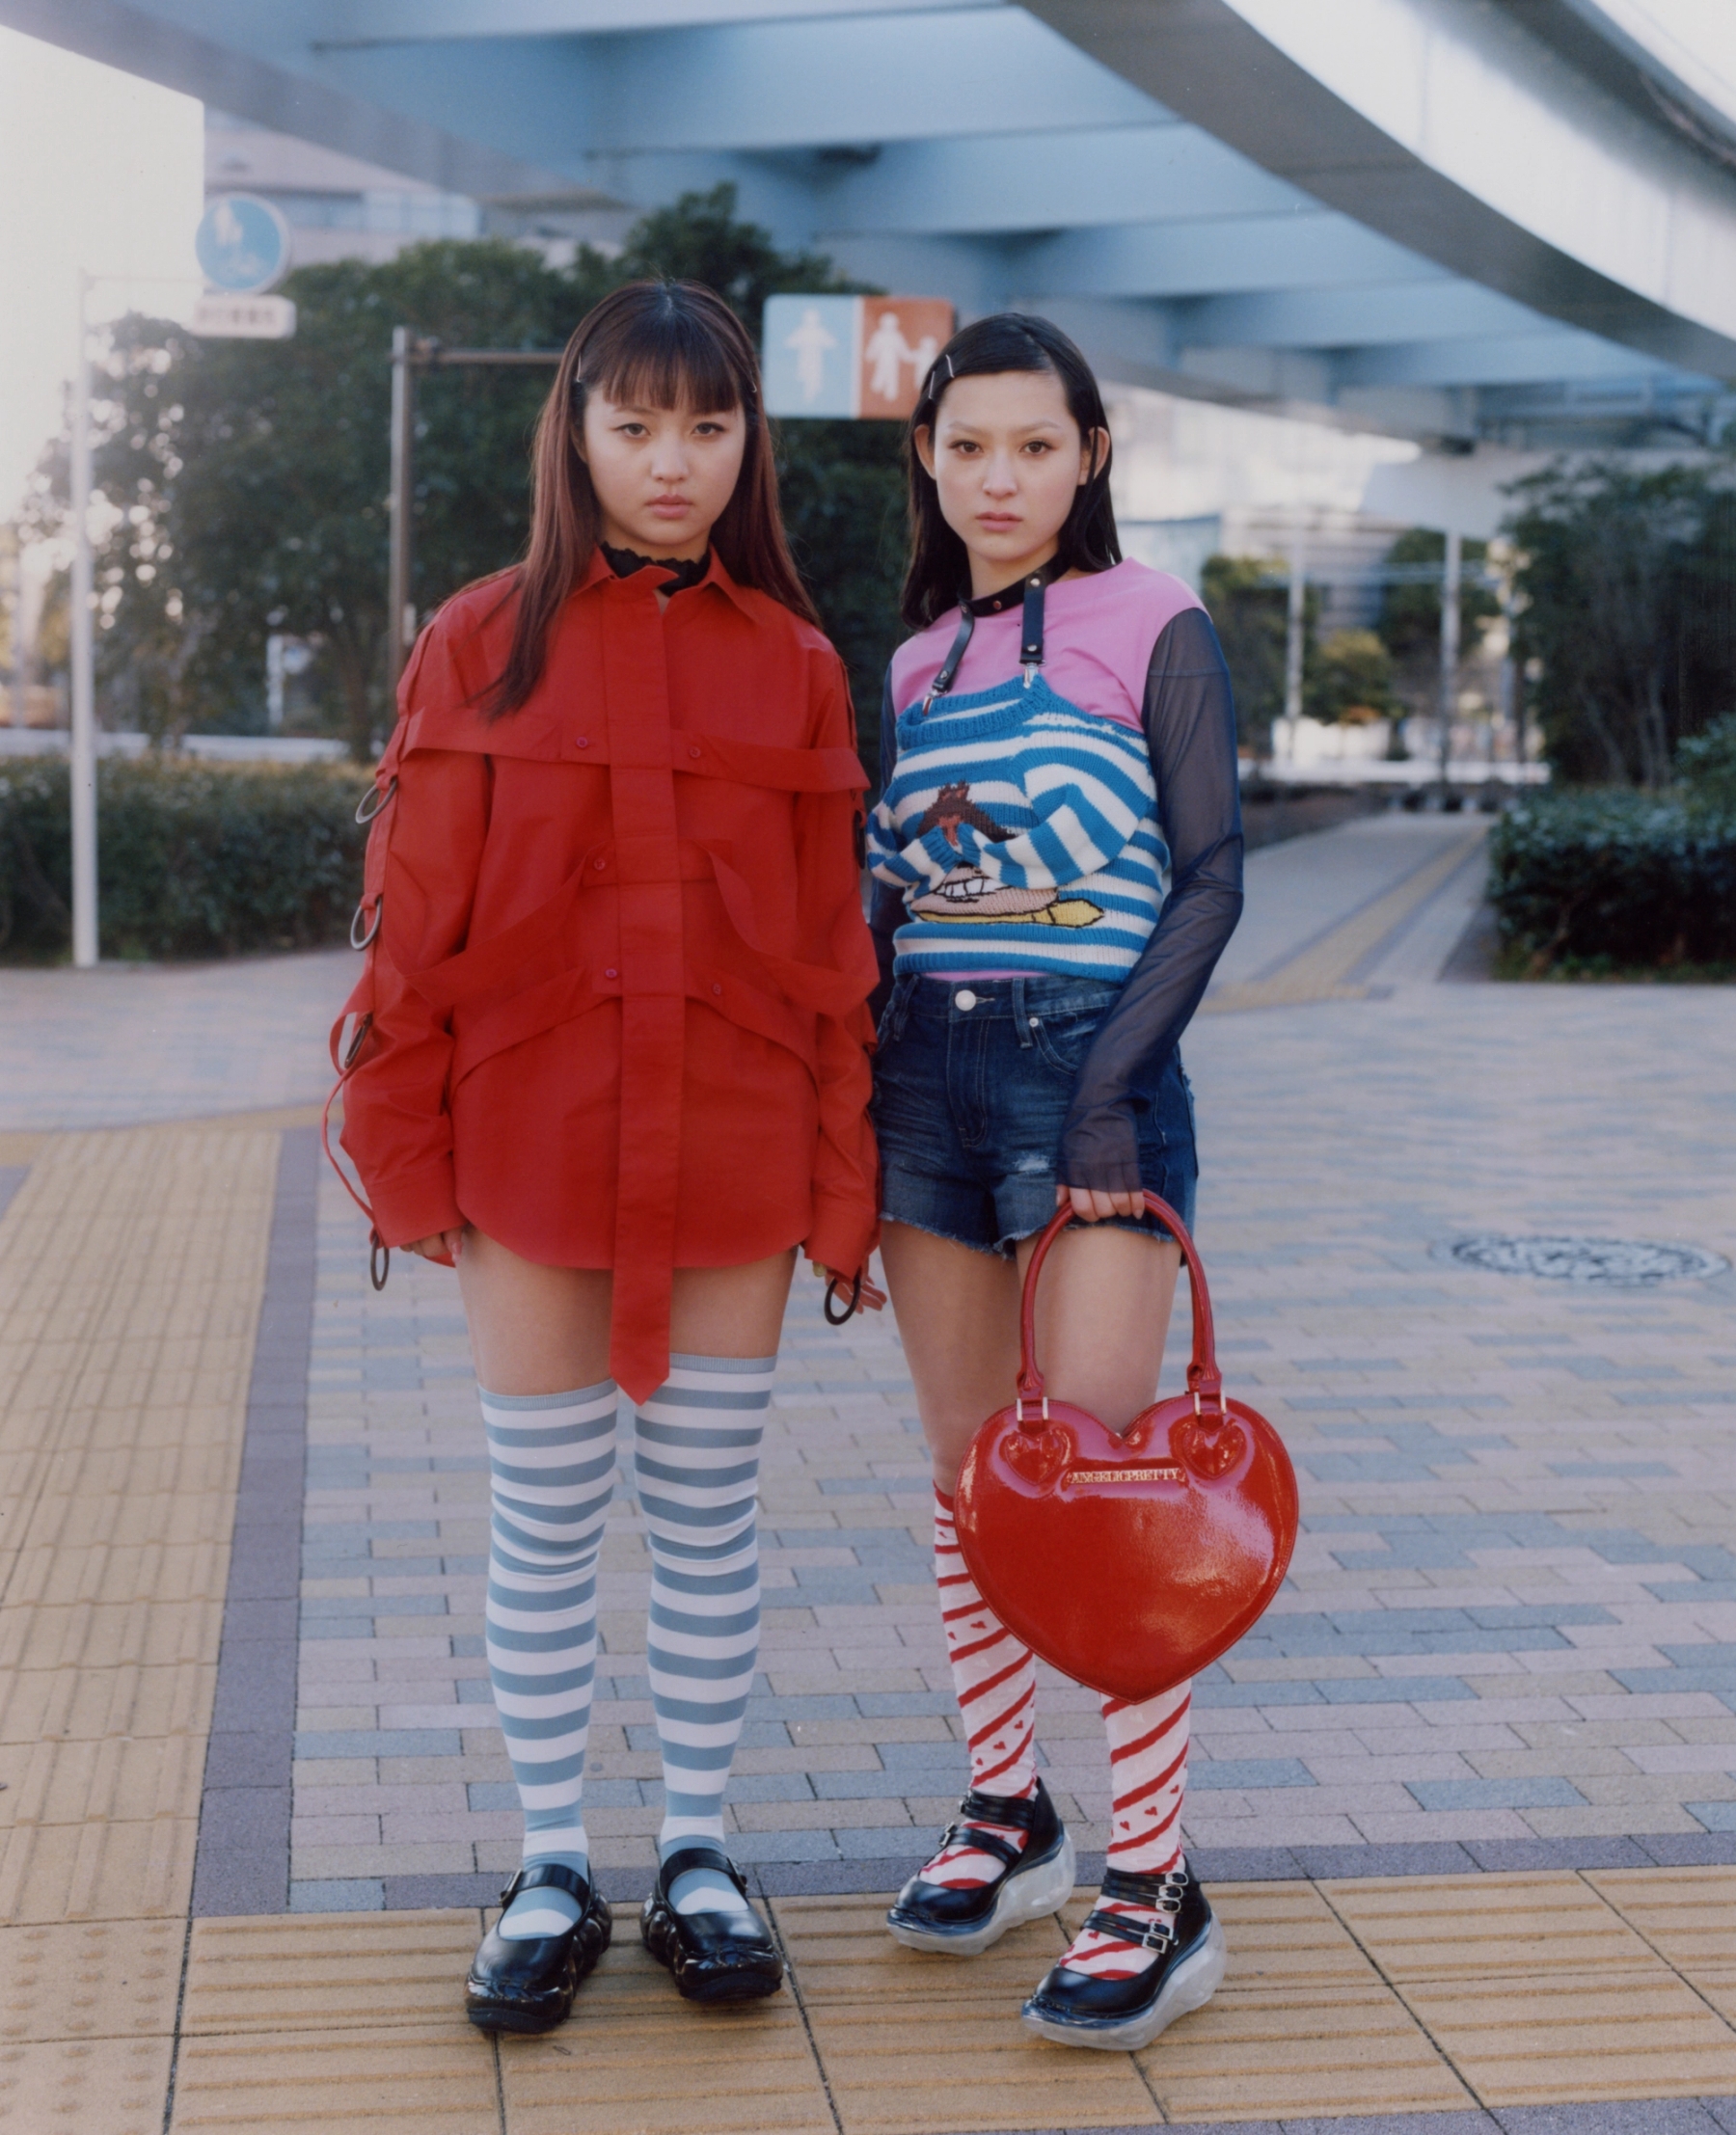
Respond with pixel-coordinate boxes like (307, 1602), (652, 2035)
(1438, 527), (1461, 789)
(387, 326), (416, 701)
(69, 271), (98, 969)
(7, 534), (26, 732)
(1283, 531), (1307, 761)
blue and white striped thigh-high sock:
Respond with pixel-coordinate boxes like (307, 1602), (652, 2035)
(481, 1380), (616, 1938)
(634, 1353), (773, 1919)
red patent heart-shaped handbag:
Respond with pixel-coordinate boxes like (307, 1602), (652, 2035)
(954, 1193), (1298, 1703)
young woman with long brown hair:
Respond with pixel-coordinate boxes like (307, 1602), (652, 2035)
(334, 281), (879, 2033)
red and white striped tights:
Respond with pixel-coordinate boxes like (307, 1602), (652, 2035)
(926, 1488), (1190, 1979)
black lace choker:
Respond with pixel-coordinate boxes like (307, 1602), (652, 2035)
(603, 543), (711, 593)
(964, 551), (1070, 616)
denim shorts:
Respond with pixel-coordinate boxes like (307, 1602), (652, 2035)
(871, 973), (1198, 1257)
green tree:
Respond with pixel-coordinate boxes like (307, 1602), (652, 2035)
(35, 186), (907, 769)
(1304, 629), (1395, 723)
(1504, 457), (1736, 787)
(1375, 527), (1499, 660)
(1200, 554), (1288, 752)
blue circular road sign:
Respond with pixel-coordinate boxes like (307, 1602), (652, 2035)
(196, 193), (291, 294)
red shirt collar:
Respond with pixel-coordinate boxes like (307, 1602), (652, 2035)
(578, 543), (758, 622)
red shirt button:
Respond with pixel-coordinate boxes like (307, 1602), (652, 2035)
(712, 983), (722, 995)
(576, 737), (589, 748)
(605, 967), (618, 979)
(593, 857), (606, 870)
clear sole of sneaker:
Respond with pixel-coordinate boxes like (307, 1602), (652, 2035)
(886, 1830), (1077, 1958)
(1019, 1913), (1227, 2051)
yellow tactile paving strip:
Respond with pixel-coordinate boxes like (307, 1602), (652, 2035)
(153, 1873), (1736, 2133)
(0, 1128), (276, 1934)
(0, 1124), (276, 2129)
(1204, 831), (1482, 1011)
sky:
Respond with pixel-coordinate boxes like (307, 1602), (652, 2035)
(0, 27), (203, 520)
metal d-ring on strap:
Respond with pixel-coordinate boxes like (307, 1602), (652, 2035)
(920, 606), (976, 714)
(918, 575), (1047, 713)
(369, 1230), (391, 1291)
(1019, 574), (1044, 688)
(355, 774), (397, 824)
(823, 1270), (863, 1325)
(350, 893), (383, 951)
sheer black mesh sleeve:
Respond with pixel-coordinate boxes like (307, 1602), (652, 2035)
(868, 667), (904, 1028)
(1057, 608), (1244, 1192)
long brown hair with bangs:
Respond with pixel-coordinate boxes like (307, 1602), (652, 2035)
(485, 279), (820, 717)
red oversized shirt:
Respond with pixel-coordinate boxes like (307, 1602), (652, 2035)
(335, 549), (880, 1399)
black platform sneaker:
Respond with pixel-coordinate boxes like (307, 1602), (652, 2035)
(886, 1776), (1075, 1957)
(639, 1845), (785, 2004)
(1021, 1857), (1225, 2050)
(465, 1862), (613, 2034)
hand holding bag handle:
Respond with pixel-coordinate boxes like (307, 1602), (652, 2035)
(1012, 1192), (1225, 1424)
(954, 1194), (1299, 1702)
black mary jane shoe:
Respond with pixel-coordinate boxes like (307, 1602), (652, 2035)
(1021, 1858), (1227, 2051)
(885, 1776), (1075, 1957)
(465, 1862), (612, 2035)
(639, 1845), (785, 2004)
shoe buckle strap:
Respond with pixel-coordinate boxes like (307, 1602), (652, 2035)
(1082, 1905), (1177, 1953)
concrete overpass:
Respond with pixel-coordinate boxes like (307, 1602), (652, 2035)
(6, 0), (1736, 446)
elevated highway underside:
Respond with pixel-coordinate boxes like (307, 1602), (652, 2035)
(4, 0), (1736, 446)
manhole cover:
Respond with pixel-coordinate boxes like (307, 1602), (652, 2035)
(1442, 1235), (1730, 1286)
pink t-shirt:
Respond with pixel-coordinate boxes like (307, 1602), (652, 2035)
(887, 558), (1203, 731)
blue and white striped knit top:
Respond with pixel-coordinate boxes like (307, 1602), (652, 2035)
(867, 668), (1164, 982)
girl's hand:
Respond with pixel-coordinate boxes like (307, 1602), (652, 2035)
(403, 1229), (466, 1267)
(809, 1261), (887, 1312)
(1055, 1182), (1143, 1223)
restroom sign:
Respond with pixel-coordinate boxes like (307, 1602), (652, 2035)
(763, 294), (956, 419)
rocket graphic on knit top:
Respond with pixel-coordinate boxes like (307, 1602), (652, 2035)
(907, 782), (1103, 928)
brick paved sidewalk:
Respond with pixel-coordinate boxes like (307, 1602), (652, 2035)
(3, 811), (1735, 2132)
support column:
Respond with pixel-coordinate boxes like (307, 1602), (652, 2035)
(1438, 527), (1461, 788)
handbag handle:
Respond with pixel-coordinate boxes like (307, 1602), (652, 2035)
(1015, 1193), (1222, 1427)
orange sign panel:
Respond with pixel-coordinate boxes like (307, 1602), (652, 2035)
(857, 298), (957, 419)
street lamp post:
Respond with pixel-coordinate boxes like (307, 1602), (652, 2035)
(385, 334), (563, 705)
(1438, 527), (1462, 789)
(68, 271), (98, 969)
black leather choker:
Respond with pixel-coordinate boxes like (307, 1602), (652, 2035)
(603, 543), (711, 593)
(964, 551), (1069, 616)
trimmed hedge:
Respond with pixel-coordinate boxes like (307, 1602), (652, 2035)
(1488, 790), (1736, 974)
(0, 755), (373, 960)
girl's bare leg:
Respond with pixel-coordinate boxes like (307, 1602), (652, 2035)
(880, 1220), (1181, 1488)
(457, 1231), (798, 1393)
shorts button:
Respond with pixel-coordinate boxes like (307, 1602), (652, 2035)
(955, 989), (977, 1012)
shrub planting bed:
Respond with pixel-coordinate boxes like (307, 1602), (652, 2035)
(0, 754), (373, 960)
(1488, 790), (1736, 976)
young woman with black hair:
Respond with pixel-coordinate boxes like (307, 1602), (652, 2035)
(335, 281), (879, 2032)
(867, 314), (1244, 2049)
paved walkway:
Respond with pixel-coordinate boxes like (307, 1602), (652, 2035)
(2, 809), (1735, 2132)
